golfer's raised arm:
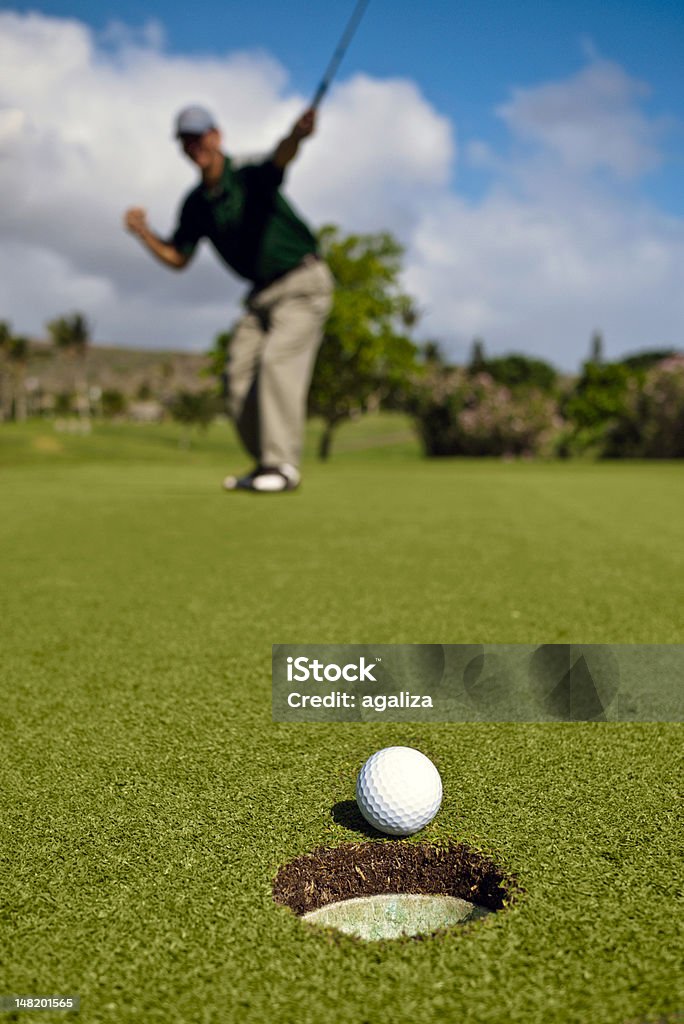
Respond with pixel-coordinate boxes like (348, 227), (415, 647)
(123, 207), (190, 270)
(272, 109), (316, 170)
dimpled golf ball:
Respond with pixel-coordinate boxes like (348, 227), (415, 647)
(356, 746), (442, 836)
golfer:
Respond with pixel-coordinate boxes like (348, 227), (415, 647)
(124, 105), (333, 493)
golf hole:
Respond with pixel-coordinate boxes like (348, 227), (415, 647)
(273, 841), (517, 941)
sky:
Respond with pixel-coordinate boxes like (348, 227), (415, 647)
(1, 0), (683, 370)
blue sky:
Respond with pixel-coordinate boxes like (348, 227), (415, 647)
(1, 1), (683, 366)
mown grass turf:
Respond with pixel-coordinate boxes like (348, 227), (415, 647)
(0, 416), (682, 1024)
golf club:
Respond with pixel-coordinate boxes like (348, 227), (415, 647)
(311, 0), (371, 109)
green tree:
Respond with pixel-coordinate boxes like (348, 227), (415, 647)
(564, 362), (632, 430)
(101, 389), (128, 418)
(559, 360), (635, 455)
(7, 335), (29, 421)
(468, 338), (487, 375)
(167, 389), (219, 447)
(309, 225), (420, 460)
(0, 324), (31, 421)
(206, 329), (233, 404)
(620, 348), (676, 372)
(483, 353), (558, 393)
(0, 321), (11, 421)
(47, 312), (91, 414)
(590, 331), (604, 366)
(603, 356), (684, 458)
(54, 392), (73, 416)
(422, 341), (446, 368)
(47, 312), (91, 357)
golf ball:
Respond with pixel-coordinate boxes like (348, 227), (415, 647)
(356, 746), (442, 836)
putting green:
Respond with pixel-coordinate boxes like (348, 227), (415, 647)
(0, 416), (681, 1024)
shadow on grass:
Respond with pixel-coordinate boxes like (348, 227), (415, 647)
(331, 799), (396, 838)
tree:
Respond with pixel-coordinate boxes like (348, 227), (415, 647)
(620, 348), (676, 372)
(0, 323), (30, 421)
(308, 225), (420, 460)
(47, 312), (92, 415)
(47, 312), (91, 357)
(167, 389), (219, 447)
(589, 331), (604, 366)
(602, 355), (684, 458)
(0, 321), (11, 421)
(7, 335), (29, 421)
(468, 338), (487, 374)
(422, 341), (446, 367)
(206, 329), (233, 405)
(101, 389), (128, 418)
(482, 353), (558, 393)
(564, 362), (632, 427)
(559, 360), (634, 455)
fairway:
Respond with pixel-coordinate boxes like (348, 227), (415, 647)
(1, 417), (682, 1024)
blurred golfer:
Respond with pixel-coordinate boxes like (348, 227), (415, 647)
(124, 105), (333, 493)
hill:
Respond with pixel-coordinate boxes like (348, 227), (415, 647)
(23, 341), (212, 399)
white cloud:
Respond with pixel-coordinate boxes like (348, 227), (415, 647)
(497, 56), (664, 180)
(0, 11), (682, 370)
(405, 194), (684, 366)
(403, 56), (684, 367)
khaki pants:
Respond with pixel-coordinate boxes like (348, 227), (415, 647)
(226, 258), (334, 469)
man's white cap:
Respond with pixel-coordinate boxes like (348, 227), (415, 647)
(175, 105), (217, 138)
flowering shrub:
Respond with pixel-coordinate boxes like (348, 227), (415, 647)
(406, 352), (683, 459)
(410, 368), (563, 457)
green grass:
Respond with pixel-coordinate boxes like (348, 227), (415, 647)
(1, 416), (682, 1024)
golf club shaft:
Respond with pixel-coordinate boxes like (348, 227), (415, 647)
(311, 0), (370, 108)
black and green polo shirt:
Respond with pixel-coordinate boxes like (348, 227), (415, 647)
(170, 155), (318, 288)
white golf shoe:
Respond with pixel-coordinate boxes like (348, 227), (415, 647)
(222, 463), (300, 493)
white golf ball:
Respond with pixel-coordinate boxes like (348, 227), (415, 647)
(356, 746), (442, 836)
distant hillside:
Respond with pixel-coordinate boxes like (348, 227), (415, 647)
(24, 342), (213, 398)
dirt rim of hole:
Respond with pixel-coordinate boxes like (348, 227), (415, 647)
(272, 841), (521, 923)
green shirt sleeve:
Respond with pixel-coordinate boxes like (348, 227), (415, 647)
(170, 192), (202, 257)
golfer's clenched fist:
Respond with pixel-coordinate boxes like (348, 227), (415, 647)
(124, 207), (149, 237)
